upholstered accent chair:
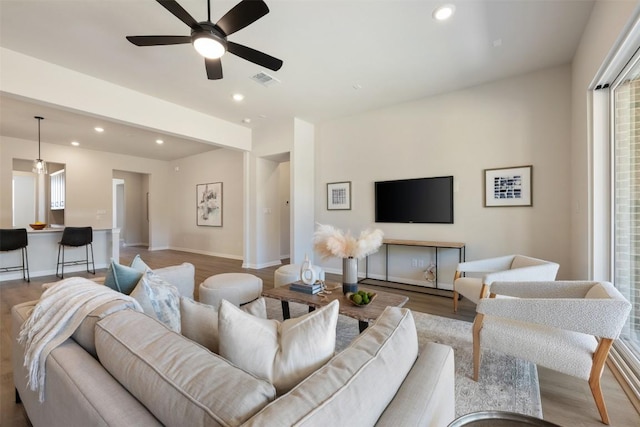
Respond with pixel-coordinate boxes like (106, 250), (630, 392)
(472, 281), (631, 425)
(452, 254), (559, 312)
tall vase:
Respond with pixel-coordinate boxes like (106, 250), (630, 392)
(342, 257), (358, 294)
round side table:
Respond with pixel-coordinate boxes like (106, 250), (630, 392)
(448, 411), (560, 427)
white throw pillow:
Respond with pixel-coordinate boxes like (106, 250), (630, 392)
(218, 299), (339, 394)
(130, 271), (181, 333)
(180, 297), (267, 354)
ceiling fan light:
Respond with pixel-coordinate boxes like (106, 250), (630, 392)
(193, 35), (226, 59)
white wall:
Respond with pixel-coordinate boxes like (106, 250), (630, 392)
(169, 148), (245, 259)
(291, 119), (315, 264)
(570, 0), (638, 279)
(315, 65), (572, 286)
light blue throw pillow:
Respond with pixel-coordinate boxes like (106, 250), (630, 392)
(104, 260), (143, 295)
(130, 254), (150, 273)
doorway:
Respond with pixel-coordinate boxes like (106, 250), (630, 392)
(112, 171), (149, 247)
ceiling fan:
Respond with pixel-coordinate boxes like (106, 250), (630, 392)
(126, 0), (283, 80)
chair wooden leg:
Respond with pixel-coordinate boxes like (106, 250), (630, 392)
(453, 271), (461, 312)
(589, 338), (613, 425)
(479, 283), (488, 299)
(472, 314), (484, 381)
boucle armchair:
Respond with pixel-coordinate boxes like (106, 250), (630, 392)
(472, 281), (631, 425)
(452, 254), (559, 312)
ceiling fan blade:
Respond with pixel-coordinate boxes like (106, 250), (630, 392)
(156, 0), (199, 28)
(205, 58), (223, 80)
(216, 0), (269, 36)
(126, 35), (191, 46)
(227, 41), (283, 71)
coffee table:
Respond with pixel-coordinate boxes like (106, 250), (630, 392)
(262, 282), (409, 332)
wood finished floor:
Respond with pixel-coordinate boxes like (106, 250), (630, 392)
(1, 246), (638, 426)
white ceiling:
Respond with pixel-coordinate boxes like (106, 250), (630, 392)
(0, 0), (595, 160)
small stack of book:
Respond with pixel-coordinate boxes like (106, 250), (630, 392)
(289, 281), (323, 294)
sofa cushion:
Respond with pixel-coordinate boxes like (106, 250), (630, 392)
(130, 271), (181, 332)
(128, 255), (195, 299)
(180, 297), (267, 354)
(153, 263), (196, 299)
(103, 260), (143, 295)
(72, 299), (142, 358)
(95, 309), (276, 427)
(218, 299), (339, 395)
(243, 307), (419, 427)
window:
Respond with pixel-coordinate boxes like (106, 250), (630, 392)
(611, 49), (640, 400)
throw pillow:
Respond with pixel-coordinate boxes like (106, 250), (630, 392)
(130, 271), (181, 332)
(218, 299), (339, 394)
(130, 254), (150, 273)
(103, 260), (143, 295)
(180, 297), (267, 354)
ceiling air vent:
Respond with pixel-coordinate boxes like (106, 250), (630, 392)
(251, 71), (281, 87)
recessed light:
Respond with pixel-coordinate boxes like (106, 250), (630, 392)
(71, 141), (80, 146)
(94, 127), (104, 133)
(242, 118), (251, 124)
(156, 139), (164, 145)
(232, 93), (245, 102)
(433, 4), (455, 21)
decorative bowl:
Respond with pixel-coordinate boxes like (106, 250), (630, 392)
(346, 291), (377, 307)
(29, 223), (46, 230)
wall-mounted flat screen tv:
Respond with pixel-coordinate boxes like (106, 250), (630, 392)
(375, 176), (454, 224)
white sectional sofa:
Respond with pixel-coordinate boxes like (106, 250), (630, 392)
(12, 267), (456, 427)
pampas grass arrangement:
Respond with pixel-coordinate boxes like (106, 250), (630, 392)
(313, 224), (384, 259)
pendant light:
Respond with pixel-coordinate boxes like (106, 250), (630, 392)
(32, 116), (48, 175)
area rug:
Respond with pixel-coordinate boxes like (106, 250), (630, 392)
(264, 297), (542, 419)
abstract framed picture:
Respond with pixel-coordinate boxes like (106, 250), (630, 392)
(196, 182), (223, 226)
(484, 165), (532, 207)
(327, 181), (351, 210)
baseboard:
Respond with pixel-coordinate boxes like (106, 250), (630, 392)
(166, 246), (243, 261)
(243, 260), (282, 269)
(0, 263), (109, 282)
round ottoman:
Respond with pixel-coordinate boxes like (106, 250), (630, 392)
(199, 273), (263, 308)
(274, 263), (325, 288)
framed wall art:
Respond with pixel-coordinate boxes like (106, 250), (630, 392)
(327, 181), (351, 210)
(196, 182), (223, 226)
(484, 165), (532, 207)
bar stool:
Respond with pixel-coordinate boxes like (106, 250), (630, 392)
(56, 226), (95, 279)
(0, 228), (30, 282)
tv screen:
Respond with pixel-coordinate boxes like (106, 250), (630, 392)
(375, 176), (454, 224)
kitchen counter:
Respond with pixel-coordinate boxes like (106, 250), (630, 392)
(0, 228), (120, 281)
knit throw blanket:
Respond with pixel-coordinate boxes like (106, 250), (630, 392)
(18, 277), (143, 402)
